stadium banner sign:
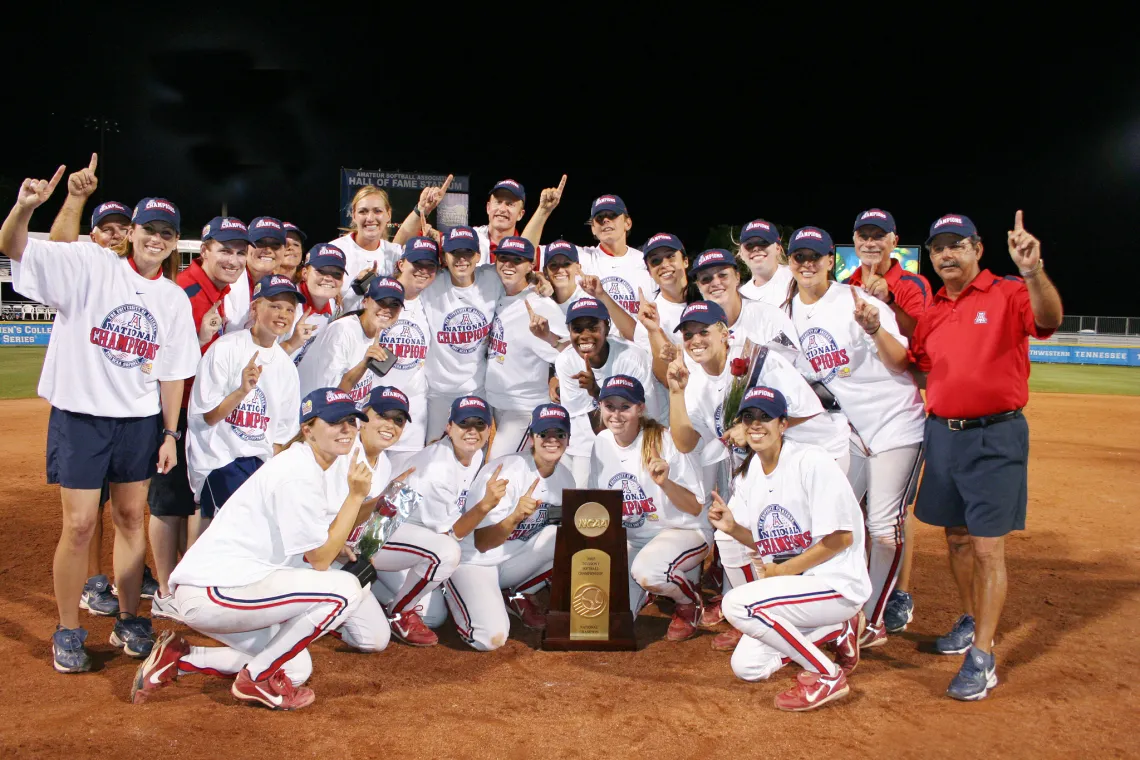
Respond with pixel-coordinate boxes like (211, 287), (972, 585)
(1029, 344), (1140, 366)
(340, 169), (471, 235)
(0, 321), (52, 346)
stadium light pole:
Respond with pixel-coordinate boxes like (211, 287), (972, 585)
(84, 116), (121, 205)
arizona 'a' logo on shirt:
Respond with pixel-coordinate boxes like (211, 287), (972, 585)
(508, 502), (548, 541)
(974, 311), (988, 324)
(800, 327), (851, 383)
(90, 304), (160, 370)
(756, 504), (813, 560)
(601, 276), (640, 314)
(609, 472), (657, 529)
(438, 307), (490, 354)
(380, 320), (428, 371)
(226, 387), (270, 442)
(487, 316), (507, 363)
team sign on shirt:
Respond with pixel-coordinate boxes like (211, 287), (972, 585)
(89, 305), (161, 369)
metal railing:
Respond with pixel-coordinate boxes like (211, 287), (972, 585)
(1059, 315), (1140, 335)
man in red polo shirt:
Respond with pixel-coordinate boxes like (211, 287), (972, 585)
(844, 208), (934, 635)
(910, 211), (1062, 701)
(147, 217), (251, 616)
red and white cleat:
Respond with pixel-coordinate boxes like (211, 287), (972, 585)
(231, 667), (315, 711)
(699, 596), (725, 628)
(828, 611), (866, 675)
(711, 626), (744, 652)
(390, 609), (438, 647)
(130, 630), (189, 705)
(774, 670), (851, 712)
(859, 622), (888, 650)
(505, 592), (547, 630)
(666, 602), (702, 642)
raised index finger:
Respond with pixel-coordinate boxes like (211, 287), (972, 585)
(89, 153), (98, 171)
(525, 300), (536, 316)
(525, 477), (540, 496)
(1014, 209), (1024, 232)
(440, 174), (454, 195)
(492, 463), (504, 480)
(46, 165), (66, 193)
(247, 352), (259, 367)
(556, 174), (567, 193)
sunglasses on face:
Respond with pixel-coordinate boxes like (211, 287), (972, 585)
(455, 418), (488, 432)
(739, 411), (775, 426)
(696, 269), (734, 286)
(315, 267), (345, 280)
(592, 211), (620, 224)
(380, 411), (408, 426)
(790, 251), (827, 265)
(535, 429), (568, 440)
(743, 242), (773, 253)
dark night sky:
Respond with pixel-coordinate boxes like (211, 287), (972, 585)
(5, 11), (1137, 316)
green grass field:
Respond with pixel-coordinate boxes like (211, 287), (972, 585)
(1, 347), (1138, 399)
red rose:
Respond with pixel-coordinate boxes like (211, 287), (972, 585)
(730, 358), (749, 377)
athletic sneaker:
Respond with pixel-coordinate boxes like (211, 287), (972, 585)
(52, 626), (92, 673)
(934, 614), (976, 655)
(504, 592), (546, 630)
(110, 615), (155, 658)
(774, 670), (851, 712)
(130, 630), (189, 704)
(828, 611), (865, 675)
(859, 623), (888, 649)
(111, 566), (160, 600)
(711, 627), (743, 652)
(389, 609), (438, 647)
(79, 574), (119, 617)
(946, 646), (998, 701)
(150, 592), (182, 622)
(232, 667), (315, 711)
(883, 590), (914, 633)
(699, 596), (725, 628)
(665, 602), (701, 642)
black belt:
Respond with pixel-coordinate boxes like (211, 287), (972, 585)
(931, 409), (1022, 431)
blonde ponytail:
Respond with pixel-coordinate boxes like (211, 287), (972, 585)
(640, 417), (667, 470)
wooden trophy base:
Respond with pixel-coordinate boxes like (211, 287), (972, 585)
(542, 610), (637, 652)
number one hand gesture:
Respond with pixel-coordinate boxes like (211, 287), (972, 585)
(539, 174), (567, 213)
(17, 165), (66, 210)
(67, 154), (99, 199)
(852, 286), (880, 336)
(1007, 210), (1041, 273)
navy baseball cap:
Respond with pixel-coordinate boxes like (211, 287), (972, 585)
(737, 386), (788, 420)
(450, 395), (492, 425)
(491, 179), (526, 202)
(305, 242), (347, 272)
(643, 232), (685, 256)
(531, 403), (571, 435)
(565, 296), (610, 325)
(252, 274), (306, 304)
(495, 236), (535, 261)
(283, 221), (307, 241)
(132, 198), (181, 234)
(690, 248), (736, 276)
(543, 239), (579, 264)
(599, 375), (645, 404)
(926, 214), (978, 244)
(403, 236), (440, 264)
(590, 194), (628, 218)
(854, 209), (897, 234)
(443, 225), (479, 253)
(249, 216), (286, 243)
(674, 300), (728, 332)
(364, 386), (412, 420)
(201, 216), (250, 244)
(741, 219), (780, 245)
(91, 201), (131, 228)
(788, 226), (834, 256)
(366, 276), (405, 304)
(300, 388), (368, 425)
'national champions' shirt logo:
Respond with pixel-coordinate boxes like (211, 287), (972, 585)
(226, 387), (270, 442)
(755, 504), (812, 560)
(800, 327), (851, 383)
(601, 276), (639, 314)
(488, 316), (507, 363)
(438, 307), (491, 354)
(608, 472), (657, 529)
(90, 304), (160, 369)
(508, 502), (549, 542)
(380, 320), (428, 371)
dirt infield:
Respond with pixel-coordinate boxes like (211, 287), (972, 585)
(1, 395), (1137, 759)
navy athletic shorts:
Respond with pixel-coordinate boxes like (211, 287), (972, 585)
(148, 410), (195, 517)
(47, 406), (160, 489)
(200, 455), (263, 518)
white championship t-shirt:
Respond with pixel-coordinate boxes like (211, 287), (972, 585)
(324, 439), (392, 519)
(589, 428), (708, 538)
(554, 338), (663, 458)
(421, 268), (503, 397)
(466, 452), (575, 566)
(740, 265), (794, 309)
(186, 330), (301, 498)
(576, 245), (655, 317)
(632, 294), (688, 355)
(222, 272), (252, 335)
(403, 438), (484, 534)
(169, 442), (334, 589)
(295, 314), (376, 400)
(485, 289), (568, 412)
(790, 283), (925, 452)
(334, 233), (403, 312)
(727, 439), (871, 605)
(12, 239), (199, 418)
(377, 296), (431, 452)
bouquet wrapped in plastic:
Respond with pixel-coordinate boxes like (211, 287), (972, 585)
(341, 479), (423, 586)
(719, 340), (769, 451)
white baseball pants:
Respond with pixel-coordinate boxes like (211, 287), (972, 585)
(722, 575), (858, 682)
(443, 525), (557, 651)
(173, 568), (363, 685)
(846, 441), (923, 630)
(370, 523), (461, 616)
(627, 529), (711, 616)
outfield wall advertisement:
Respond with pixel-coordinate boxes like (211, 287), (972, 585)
(0, 322), (52, 346)
(1028, 344), (1140, 366)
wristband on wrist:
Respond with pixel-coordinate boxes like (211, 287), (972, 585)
(1020, 259), (1043, 278)
(867, 324), (881, 336)
(412, 206), (423, 217)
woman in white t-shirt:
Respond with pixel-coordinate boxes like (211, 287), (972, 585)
(709, 386), (870, 713)
(421, 226), (503, 440)
(783, 226), (925, 649)
(737, 219), (794, 308)
(1, 171), (198, 673)
(445, 403), (576, 651)
(280, 243), (347, 365)
(588, 375), (710, 640)
(485, 237), (568, 460)
(129, 388), (372, 710)
(186, 276), (305, 545)
(335, 186), (404, 312)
